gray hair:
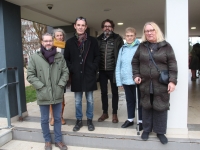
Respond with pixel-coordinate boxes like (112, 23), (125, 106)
(52, 28), (66, 41)
(42, 33), (53, 41)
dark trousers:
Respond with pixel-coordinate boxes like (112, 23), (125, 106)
(142, 94), (168, 134)
(123, 85), (142, 120)
(99, 70), (119, 114)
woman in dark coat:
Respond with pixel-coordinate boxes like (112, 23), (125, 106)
(132, 22), (178, 144)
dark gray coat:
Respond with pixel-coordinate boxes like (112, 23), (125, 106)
(132, 41), (178, 111)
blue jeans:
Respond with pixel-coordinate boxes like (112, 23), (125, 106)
(39, 103), (62, 143)
(74, 91), (94, 120)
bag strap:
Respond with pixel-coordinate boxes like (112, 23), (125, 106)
(147, 47), (161, 73)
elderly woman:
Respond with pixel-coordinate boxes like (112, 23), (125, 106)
(132, 22), (177, 144)
(49, 28), (67, 126)
(115, 27), (142, 129)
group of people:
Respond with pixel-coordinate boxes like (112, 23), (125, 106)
(27, 17), (178, 150)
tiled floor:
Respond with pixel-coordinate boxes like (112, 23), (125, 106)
(1, 70), (200, 149)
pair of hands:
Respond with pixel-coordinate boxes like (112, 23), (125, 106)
(134, 77), (175, 94)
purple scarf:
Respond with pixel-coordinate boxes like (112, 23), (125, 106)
(41, 45), (57, 64)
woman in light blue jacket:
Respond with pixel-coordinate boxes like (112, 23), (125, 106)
(115, 27), (142, 129)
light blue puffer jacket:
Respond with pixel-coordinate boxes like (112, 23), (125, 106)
(115, 39), (140, 86)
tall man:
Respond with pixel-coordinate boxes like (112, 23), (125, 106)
(97, 19), (124, 123)
(27, 33), (69, 150)
(64, 17), (100, 132)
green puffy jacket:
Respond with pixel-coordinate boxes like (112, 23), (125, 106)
(27, 51), (69, 105)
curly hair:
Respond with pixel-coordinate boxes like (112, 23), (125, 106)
(101, 19), (115, 29)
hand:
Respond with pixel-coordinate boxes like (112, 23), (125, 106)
(168, 82), (175, 93)
(134, 77), (141, 84)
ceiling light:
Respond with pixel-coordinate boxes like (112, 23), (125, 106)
(117, 23), (123, 25)
(104, 9), (111, 11)
(191, 27), (196, 30)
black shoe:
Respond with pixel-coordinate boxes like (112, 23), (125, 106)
(87, 119), (95, 131)
(157, 134), (168, 144)
(121, 120), (134, 128)
(139, 123), (143, 131)
(141, 131), (149, 141)
(73, 119), (83, 131)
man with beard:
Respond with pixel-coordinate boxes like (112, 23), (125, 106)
(97, 19), (124, 123)
(27, 33), (69, 150)
(64, 17), (100, 132)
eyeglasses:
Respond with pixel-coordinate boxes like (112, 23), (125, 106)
(144, 29), (155, 34)
(43, 40), (53, 43)
(104, 25), (112, 28)
(75, 17), (86, 22)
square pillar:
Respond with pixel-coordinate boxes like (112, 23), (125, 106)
(165, 0), (188, 134)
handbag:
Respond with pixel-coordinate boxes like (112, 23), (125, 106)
(147, 47), (169, 85)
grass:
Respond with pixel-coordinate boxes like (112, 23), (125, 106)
(25, 85), (36, 103)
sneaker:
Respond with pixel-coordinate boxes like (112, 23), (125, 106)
(141, 131), (149, 141)
(73, 119), (83, 131)
(157, 134), (168, 144)
(87, 119), (95, 131)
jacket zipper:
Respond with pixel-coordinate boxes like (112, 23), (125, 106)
(105, 40), (108, 70)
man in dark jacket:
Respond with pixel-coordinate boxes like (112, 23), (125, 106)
(27, 33), (69, 150)
(64, 17), (100, 132)
(97, 19), (124, 123)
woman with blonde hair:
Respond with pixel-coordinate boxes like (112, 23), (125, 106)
(49, 28), (67, 126)
(115, 27), (143, 129)
(132, 22), (178, 144)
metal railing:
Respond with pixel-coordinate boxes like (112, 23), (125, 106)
(0, 67), (22, 129)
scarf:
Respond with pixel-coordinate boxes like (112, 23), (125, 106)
(40, 45), (57, 64)
(75, 32), (87, 48)
(53, 39), (66, 48)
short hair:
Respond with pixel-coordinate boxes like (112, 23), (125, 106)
(74, 16), (87, 25)
(52, 28), (66, 41)
(101, 19), (115, 29)
(125, 27), (136, 35)
(42, 33), (53, 41)
(141, 22), (165, 42)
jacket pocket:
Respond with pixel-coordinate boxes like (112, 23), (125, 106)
(55, 85), (64, 100)
(37, 86), (51, 101)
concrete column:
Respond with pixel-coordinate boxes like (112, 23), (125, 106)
(165, 0), (188, 134)
(0, 1), (27, 126)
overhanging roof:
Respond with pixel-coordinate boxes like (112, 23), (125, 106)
(6, 0), (200, 38)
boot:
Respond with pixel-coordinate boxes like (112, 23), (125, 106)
(112, 114), (119, 123)
(61, 100), (66, 125)
(73, 120), (83, 131)
(87, 119), (95, 131)
(49, 105), (54, 126)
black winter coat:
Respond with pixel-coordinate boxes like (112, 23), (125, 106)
(64, 36), (100, 92)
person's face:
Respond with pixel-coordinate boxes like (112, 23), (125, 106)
(144, 24), (157, 43)
(125, 32), (136, 44)
(55, 31), (64, 41)
(74, 20), (87, 35)
(103, 22), (113, 34)
(41, 35), (53, 50)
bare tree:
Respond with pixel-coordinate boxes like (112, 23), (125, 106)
(21, 19), (47, 68)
